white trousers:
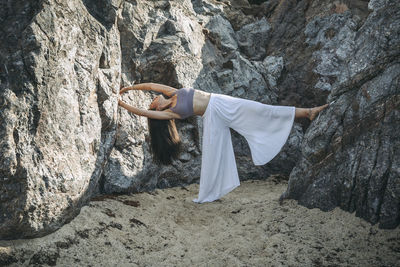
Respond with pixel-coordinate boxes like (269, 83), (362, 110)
(193, 94), (295, 203)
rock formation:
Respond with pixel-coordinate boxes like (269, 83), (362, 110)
(0, 0), (122, 239)
(0, 0), (398, 239)
(281, 0), (400, 229)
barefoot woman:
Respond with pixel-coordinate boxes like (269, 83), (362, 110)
(118, 83), (328, 203)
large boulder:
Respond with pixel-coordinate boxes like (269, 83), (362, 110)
(281, 1), (400, 229)
(0, 0), (121, 239)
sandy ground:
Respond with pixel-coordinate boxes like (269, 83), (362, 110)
(1, 178), (399, 267)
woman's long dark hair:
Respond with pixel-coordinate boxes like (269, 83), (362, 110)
(147, 118), (181, 164)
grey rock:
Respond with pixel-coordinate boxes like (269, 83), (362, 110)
(368, 0), (389, 11)
(0, 0), (121, 239)
(192, 0), (224, 14)
(305, 12), (357, 89)
(254, 56), (284, 89)
(236, 17), (271, 60)
(205, 15), (238, 52)
(282, 1), (400, 229)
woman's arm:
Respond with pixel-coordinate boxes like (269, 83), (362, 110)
(118, 100), (180, 120)
(120, 83), (178, 97)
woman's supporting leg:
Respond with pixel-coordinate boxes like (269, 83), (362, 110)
(295, 104), (328, 121)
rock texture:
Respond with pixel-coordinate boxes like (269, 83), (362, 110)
(281, 1), (400, 229)
(0, 0), (399, 239)
(0, 0), (122, 239)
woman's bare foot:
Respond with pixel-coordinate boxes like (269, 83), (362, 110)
(308, 104), (329, 121)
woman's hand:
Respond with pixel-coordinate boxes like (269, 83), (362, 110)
(119, 86), (130, 95)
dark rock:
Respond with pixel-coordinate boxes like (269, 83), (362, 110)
(76, 229), (90, 239)
(281, 1), (400, 229)
(129, 217), (146, 228)
(29, 249), (59, 266)
(102, 208), (116, 218)
(109, 222), (123, 230)
(236, 17), (271, 60)
(55, 237), (78, 250)
(122, 200), (140, 207)
(0, 250), (18, 266)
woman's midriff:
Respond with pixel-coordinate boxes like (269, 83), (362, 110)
(193, 90), (211, 116)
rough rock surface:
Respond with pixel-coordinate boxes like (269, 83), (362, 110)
(281, 1), (400, 229)
(0, 0), (122, 239)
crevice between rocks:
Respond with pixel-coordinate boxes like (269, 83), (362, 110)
(346, 149), (362, 212)
(374, 100), (392, 224)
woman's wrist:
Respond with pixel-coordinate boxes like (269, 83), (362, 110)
(118, 99), (125, 106)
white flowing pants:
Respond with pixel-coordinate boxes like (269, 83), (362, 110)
(193, 94), (295, 203)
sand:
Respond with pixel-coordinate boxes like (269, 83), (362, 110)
(1, 178), (399, 266)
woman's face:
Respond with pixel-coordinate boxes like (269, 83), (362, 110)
(150, 95), (168, 110)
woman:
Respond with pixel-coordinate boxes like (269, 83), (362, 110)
(118, 83), (328, 203)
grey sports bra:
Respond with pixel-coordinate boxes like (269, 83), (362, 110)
(170, 88), (195, 119)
